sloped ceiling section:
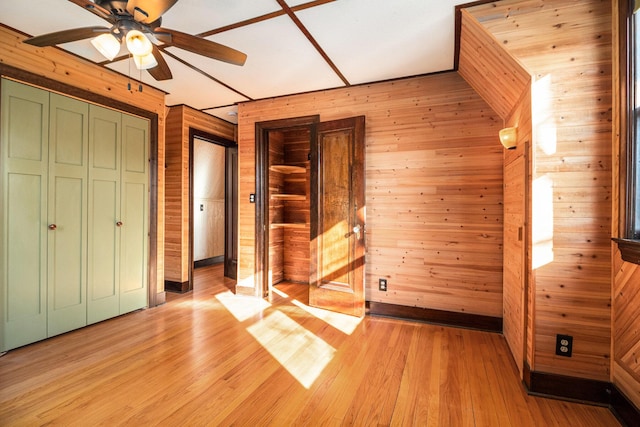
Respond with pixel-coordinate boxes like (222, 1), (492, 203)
(0, 0), (468, 123)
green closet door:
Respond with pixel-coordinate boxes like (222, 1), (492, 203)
(120, 114), (149, 313)
(1, 79), (49, 351)
(87, 104), (121, 324)
(47, 93), (88, 336)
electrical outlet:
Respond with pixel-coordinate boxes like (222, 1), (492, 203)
(555, 334), (573, 357)
(379, 278), (387, 292)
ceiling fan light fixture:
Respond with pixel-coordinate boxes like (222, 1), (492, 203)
(125, 29), (153, 56)
(91, 33), (121, 61)
(133, 52), (158, 70)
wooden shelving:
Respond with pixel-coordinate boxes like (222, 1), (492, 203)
(270, 223), (308, 229)
(271, 193), (306, 201)
(270, 164), (305, 174)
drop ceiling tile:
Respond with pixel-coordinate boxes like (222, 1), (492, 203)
(282, 0), (315, 7)
(165, 14), (345, 101)
(203, 105), (239, 124)
(0, 0), (107, 37)
(159, 0), (283, 34)
(295, 0), (465, 85)
(106, 55), (249, 109)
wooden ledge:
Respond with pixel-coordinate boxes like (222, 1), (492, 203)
(612, 238), (640, 265)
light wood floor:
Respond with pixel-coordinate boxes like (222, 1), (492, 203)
(0, 264), (621, 426)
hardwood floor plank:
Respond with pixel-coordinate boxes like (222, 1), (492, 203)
(390, 326), (437, 426)
(0, 264), (621, 426)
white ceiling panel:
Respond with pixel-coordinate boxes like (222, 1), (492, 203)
(0, 0), (107, 36)
(166, 15), (345, 101)
(160, 0), (282, 34)
(106, 55), (249, 109)
(203, 105), (239, 124)
(295, 0), (463, 85)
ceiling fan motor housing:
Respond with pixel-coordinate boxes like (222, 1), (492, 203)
(94, 0), (129, 16)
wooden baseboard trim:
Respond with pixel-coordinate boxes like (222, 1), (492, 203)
(194, 256), (224, 269)
(525, 367), (611, 404)
(610, 383), (640, 427)
(366, 301), (502, 332)
(523, 363), (640, 426)
(165, 280), (190, 293)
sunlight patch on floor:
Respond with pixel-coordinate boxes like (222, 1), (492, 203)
(272, 286), (361, 335)
(271, 287), (289, 299)
(291, 299), (362, 335)
(215, 290), (271, 322)
(247, 311), (336, 389)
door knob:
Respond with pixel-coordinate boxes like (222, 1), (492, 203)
(48, 224), (57, 230)
(116, 221), (123, 227)
(353, 225), (361, 240)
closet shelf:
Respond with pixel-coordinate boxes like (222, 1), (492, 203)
(271, 194), (306, 201)
(270, 164), (306, 174)
(270, 222), (309, 229)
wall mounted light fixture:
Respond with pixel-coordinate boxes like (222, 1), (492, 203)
(499, 127), (517, 150)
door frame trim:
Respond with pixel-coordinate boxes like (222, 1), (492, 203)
(254, 115), (319, 297)
(188, 128), (236, 287)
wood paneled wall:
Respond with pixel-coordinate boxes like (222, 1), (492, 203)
(458, 8), (533, 377)
(164, 105), (235, 283)
(237, 73), (505, 317)
(0, 24), (166, 297)
(465, 0), (612, 382)
(612, 0), (640, 409)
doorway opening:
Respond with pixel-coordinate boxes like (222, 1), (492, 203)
(255, 115), (366, 317)
(255, 116), (318, 298)
(190, 128), (238, 289)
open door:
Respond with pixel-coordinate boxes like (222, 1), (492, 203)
(309, 116), (366, 317)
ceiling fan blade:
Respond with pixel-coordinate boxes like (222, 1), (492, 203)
(147, 46), (172, 81)
(157, 28), (247, 66)
(24, 26), (110, 47)
(68, 0), (114, 23)
(127, 0), (179, 24)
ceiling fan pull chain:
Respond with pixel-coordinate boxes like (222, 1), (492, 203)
(127, 51), (132, 91)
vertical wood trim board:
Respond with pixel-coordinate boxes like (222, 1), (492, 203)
(238, 72), (505, 318)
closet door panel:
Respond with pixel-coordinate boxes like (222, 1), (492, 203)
(87, 105), (121, 324)
(47, 94), (88, 336)
(120, 115), (148, 313)
(1, 79), (49, 351)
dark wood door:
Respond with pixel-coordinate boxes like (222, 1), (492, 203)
(310, 116), (366, 317)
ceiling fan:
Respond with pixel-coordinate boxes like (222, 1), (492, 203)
(23, 0), (247, 81)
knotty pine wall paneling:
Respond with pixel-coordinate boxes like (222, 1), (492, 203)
(466, 0), (613, 382)
(458, 7), (533, 377)
(237, 73), (505, 317)
(612, 0), (640, 410)
(164, 105), (235, 285)
(0, 24), (166, 302)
